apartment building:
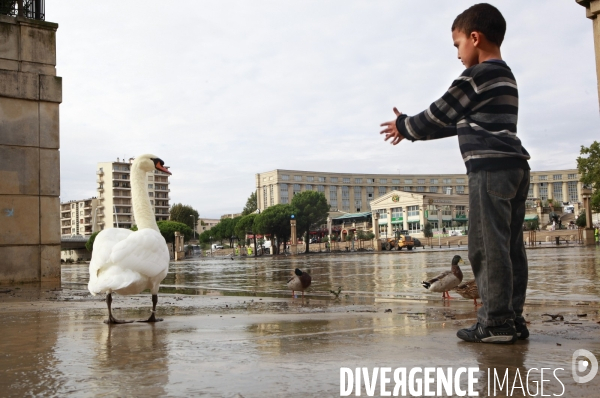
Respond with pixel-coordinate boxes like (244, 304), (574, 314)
(96, 157), (171, 231)
(60, 198), (99, 237)
(198, 218), (220, 233)
(255, 169), (583, 213)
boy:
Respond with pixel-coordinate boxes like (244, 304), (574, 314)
(380, 3), (530, 344)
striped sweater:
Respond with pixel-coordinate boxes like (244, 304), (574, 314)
(395, 60), (530, 174)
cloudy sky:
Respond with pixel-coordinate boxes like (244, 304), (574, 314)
(49, 1), (598, 218)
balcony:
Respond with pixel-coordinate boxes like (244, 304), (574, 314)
(98, 186), (104, 192)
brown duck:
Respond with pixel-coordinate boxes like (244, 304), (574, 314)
(287, 268), (311, 298)
(422, 255), (464, 299)
(454, 279), (480, 305)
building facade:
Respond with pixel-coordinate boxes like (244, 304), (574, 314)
(255, 169), (584, 213)
(198, 218), (220, 234)
(96, 157), (171, 230)
(60, 197), (99, 237)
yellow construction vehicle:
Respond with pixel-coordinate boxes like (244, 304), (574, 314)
(380, 230), (414, 251)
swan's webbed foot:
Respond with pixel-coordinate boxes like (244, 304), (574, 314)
(104, 315), (134, 325)
(138, 312), (163, 323)
(137, 294), (163, 322)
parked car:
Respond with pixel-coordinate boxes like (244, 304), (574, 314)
(211, 244), (224, 250)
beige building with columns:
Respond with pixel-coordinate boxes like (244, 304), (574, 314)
(256, 169), (584, 214)
(0, 10), (62, 283)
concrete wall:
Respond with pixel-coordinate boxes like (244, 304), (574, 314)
(0, 15), (61, 283)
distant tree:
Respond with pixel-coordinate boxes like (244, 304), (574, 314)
(85, 231), (100, 252)
(242, 192), (258, 216)
(291, 191), (329, 254)
(169, 203), (200, 230)
(156, 221), (193, 243)
(577, 141), (600, 212)
(254, 204), (295, 254)
(423, 222), (434, 238)
(219, 216), (242, 248)
(576, 210), (587, 228)
(236, 213), (258, 253)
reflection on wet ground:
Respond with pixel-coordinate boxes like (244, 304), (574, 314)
(1, 246), (599, 396)
(62, 245), (600, 303)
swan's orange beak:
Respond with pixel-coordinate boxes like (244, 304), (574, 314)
(156, 163), (171, 175)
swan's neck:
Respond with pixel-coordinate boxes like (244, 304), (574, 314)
(131, 165), (159, 232)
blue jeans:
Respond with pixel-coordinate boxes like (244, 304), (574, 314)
(468, 168), (530, 327)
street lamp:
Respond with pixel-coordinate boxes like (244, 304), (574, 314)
(190, 214), (196, 240)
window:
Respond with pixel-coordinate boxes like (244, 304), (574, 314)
(392, 186), (400, 191)
(417, 179), (425, 184)
(317, 185), (325, 192)
(354, 186), (362, 199)
(539, 183), (548, 201)
(355, 178), (363, 184)
(306, 176), (314, 182)
(306, 184), (313, 191)
(318, 177), (326, 182)
(294, 175), (302, 181)
(354, 200), (362, 211)
(391, 207), (402, 219)
(378, 186), (387, 195)
(407, 205), (419, 217)
(330, 199), (338, 209)
(342, 199), (350, 210)
(366, 186), (374, 202)
(430, 178), (438, 184)
(456, 205), (466, 216)
(528, 185), (533, 199)
(442, 186), (452, 194)
(568, 181), (578, 202)
(442, 205), (452, 216)
(553, 174), (562, 181)
(342, 186), (350, 198)
(568, 174), (578, 180)
(553, 183), (562, 202)
(263, 186), (267, 208)
(378, 209), (388, 219)
(148, 176), (153, 181)
(404, 179), (412, 184)
(442, 178), (452, 184)
(456, 186), (465, 194)
(280, 184), (288, 198)
(367, 178), (374, 184)
(417, 186), (425, 192)
(379, 179), (387, 184)
(429, 186), (438, 193)
(392, 179), (400, 184)
(148, 184), (153, 189)
(281, 174), (289, 181)
(150, 200), (154, 205)
(404, 186), (411, 192)
(293, 184), (301, 195)
(538, 175), (548, 181)
(456, 178), (465, 184)
(343, 178), (351, 183)
(331, 177), (338, 183)
(330, 186), (337, 197)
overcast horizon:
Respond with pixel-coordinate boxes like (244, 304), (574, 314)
(49, 1), (599, 218)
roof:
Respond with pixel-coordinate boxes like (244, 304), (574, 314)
(333, 211), (372, 220)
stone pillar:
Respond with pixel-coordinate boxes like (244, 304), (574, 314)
(548, 182), (553, 200)
(532, 183), (539, 199)
(562, 182), (569, 204)
(402, 207), (408, 231)
(0, 14), (62, 284)
(174, 232), (185, 260)
(290, 219), (297, 254)
(582, 187), (596, 245)
(419, 206), (425, 229)
(372, 212), (381, 251)
(576, 0), (600, 108)
(386, 208), (392, 238)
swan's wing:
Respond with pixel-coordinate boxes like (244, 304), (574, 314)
(89, 228), (134, 277)
(109, 229), (170, 278)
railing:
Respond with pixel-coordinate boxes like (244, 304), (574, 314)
(0, 0), (45, 21)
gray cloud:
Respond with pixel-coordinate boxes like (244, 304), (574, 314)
(49, 1), (598, 217)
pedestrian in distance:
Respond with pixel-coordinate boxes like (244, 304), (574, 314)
(380, 3), (530, 344)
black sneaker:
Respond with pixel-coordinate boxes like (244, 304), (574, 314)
(515, 317), (529, 340)
(457, 321), (517, 344)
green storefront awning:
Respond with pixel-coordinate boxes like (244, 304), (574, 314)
(524, 214), (538, 221)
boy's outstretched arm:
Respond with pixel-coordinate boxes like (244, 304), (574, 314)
(380, 108), (405, 145)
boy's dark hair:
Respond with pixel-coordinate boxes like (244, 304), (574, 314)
(451, 3), (506, 47)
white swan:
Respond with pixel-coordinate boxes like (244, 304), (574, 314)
(88, 154), (171, 324)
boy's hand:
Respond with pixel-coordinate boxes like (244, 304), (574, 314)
(380, 108), (404, 145)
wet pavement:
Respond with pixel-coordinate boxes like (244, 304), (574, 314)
(1, 246), (600, 397)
